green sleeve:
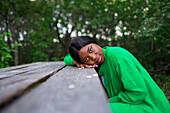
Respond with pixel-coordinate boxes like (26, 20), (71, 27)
(64, 54), (74, 65)
(109, 59), (147, 104)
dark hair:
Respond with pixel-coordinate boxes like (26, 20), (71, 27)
(69, 36), (98, 63)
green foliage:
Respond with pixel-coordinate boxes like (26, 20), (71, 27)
(153, 74), (170, 94)
(121, 0), (170, 76)
(0, 0), (169, 75)
(0, 34), (12, 68)
(0, 33), (22, 68)
(0, 0), (169, 97)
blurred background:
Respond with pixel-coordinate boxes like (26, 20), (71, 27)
(0, 0), (169, 99)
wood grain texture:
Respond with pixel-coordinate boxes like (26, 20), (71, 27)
(0, 62), (43, 72)
(1, 66), (111, 113)
(0, 62), (52, 79)
(0, 62), (65, 107)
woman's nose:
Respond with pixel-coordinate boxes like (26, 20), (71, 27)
(89, 54), (96, 61)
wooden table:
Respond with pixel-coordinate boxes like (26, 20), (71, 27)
(0, 62), (111, 113)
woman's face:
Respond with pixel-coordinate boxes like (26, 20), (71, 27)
(78, 43), (105, 65)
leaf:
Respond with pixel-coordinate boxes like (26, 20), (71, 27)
(11, 44), (15, 48)
(1, 56), (5, 62)
(5, 54), (12, 58)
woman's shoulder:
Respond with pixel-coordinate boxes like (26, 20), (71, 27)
(103, 46), (125, 50)
(104, 46), (128, 54)
(104, 46), (132, 60)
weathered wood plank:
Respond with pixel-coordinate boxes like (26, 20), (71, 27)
(0, 62), (52, 79)
(0, 62), (63, 86)
(1, 66), (111, 113)
(0, 62), (65, 107)
(0, 62), (43, 72)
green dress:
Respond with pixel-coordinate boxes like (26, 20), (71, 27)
(64, 46), (170, 113)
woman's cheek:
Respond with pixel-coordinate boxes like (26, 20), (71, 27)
(85, 61), (92, 65)
(89, 61), (96, 65)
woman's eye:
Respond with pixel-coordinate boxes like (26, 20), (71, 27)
(85, 57), (89, 62)
(89, 48), (92, 53)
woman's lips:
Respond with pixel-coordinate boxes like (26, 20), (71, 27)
(97, 56), (101, 63)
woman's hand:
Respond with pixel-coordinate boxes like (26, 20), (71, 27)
(82, 64), (98, 68)
(73, 60), (98, 68)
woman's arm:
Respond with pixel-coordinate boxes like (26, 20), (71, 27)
(64, 54), (83, 68)
(109, 58), (147, 104)
(64, 54), (98, 68)
(64, 54), (74, 65)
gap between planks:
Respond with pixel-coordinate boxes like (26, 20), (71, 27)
(0, 63), (51, 80)
(0, 65), (66, 109)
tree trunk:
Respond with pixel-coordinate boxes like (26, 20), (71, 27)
(14, 45), (19, 65)
(11, 32), (19, 66)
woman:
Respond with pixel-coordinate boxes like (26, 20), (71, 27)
(64, 36), (169, 113)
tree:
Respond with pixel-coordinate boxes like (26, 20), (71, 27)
(0, 0), (169, 76)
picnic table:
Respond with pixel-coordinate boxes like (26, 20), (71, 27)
(0, 61), (111, 113)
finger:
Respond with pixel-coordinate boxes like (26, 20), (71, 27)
(84, 65), (93, 68)
(91, 65), (96, 68)
(76, 64), (81, 68)
(80, 65), (84, 68)
(83, 65), (89, 68)
(84, 64), (98, 68)
(93, 64), (98, 67)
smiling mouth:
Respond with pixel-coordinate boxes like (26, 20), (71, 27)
(97, 56), (101, 63)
